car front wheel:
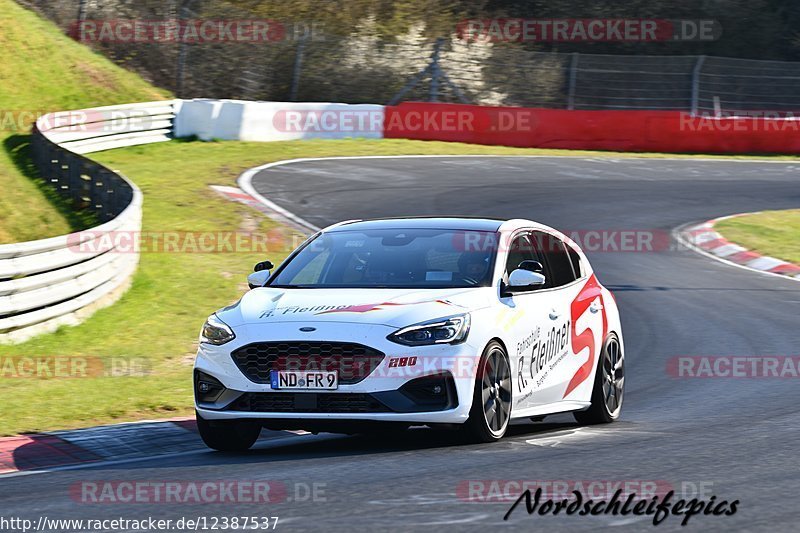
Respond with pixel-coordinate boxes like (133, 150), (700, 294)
(461, 341), (512, 443)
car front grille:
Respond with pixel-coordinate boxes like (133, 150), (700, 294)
(226, 393), (392, 413)
(230, 341), (385, 385)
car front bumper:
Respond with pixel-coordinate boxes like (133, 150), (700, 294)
(193, 321), (482, 424)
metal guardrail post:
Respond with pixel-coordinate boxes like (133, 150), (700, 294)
(67, 152), (82, 207)
(691, 55), (706, 116)
(106, 170), (120, 219)
(95, 167), (109, 219)
(49, 146), (62, 196)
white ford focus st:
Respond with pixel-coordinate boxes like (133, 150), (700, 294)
(194, 217), (624, 451)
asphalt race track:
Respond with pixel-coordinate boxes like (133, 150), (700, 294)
(3, 156), (799, 531)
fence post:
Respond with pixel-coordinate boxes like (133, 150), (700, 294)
(290, 37), (307, 102)
(429, 38), (444, 102)
(388, 42), (437, 106)
(567, 52), (579, 110)
(176, 0), (197, 97)
(74, 0), (89, 40)
(176, 49), (188, 97)
(690, 55), (706, 116)
(389, 38), (469, 106)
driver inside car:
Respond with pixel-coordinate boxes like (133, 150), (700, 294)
(457, 253), (491, 284)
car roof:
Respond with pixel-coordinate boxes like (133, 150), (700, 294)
(325, 217), (507, 233)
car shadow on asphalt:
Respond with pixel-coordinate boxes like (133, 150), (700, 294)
(244, 416), (587, 457)
(101, 418), (588, 472)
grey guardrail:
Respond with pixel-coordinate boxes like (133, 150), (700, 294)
(0, 100), (178, 343)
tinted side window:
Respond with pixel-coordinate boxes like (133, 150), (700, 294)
(567, 245), (582, 278)
(505, 234), (536, 276)
(536, 232), (577, 287)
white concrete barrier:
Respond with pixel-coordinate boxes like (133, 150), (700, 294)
(173, 99), (223, 140)
(174, 99), (385, 142)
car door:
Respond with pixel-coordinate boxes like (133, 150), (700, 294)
(499, 231), (560, 413)
(533, 230), (602, 405)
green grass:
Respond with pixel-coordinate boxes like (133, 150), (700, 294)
(4, 137), (800, 435)
(0, 0), (169, 244)
(715, 210), (800, 265)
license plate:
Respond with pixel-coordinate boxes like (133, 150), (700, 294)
(270, 370), (338, 390)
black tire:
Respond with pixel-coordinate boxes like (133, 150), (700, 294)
(574, 334), (624, 425)
(196, 411), (261, 451)
(461, 341), (512, 443)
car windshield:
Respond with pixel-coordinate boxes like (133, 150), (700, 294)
(269, 228), (498, 289)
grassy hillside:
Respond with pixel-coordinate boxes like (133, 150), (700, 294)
(0, 0), (168, 244)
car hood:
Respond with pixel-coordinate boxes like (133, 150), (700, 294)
(215, 287), (493, 328)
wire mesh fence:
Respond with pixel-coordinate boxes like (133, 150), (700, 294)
(20, 0), (800, 113)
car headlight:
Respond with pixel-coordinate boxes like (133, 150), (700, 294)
(200, 314), (235, 345)
(388, 314), (471, 346)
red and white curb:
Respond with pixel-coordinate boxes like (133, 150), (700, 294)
(0, 417), (310, 477)
(210, 185), (273, 213)
(0, 417), (200, 475)
(680, 214), (800, 281)
(211, 184), (317, 234)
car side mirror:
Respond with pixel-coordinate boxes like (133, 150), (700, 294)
(518, 260), (544, 273)
(254, 261), (273, 272)
(248, 261), (273, 289)
(507, 268), (546, 292)
(247, 270), (271, 289)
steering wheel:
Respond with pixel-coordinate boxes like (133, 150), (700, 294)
(453, 273), (480, 285)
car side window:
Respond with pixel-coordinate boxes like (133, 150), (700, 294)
(534, 231), (577, 287)
(505, 234), (537, 276)
(567, 244), (583, 278)
(505, 232), (553, 288)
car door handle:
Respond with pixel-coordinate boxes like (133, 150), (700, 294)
(589, 302), (603, 314)
(549, 310), (560, 320)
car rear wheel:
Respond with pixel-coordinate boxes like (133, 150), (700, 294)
(574, 334), (624, 425)
(196, 411), (261, 451)
(461, 341), (512, 442)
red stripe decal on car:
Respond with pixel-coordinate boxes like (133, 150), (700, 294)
(563, 274), (608, 398)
